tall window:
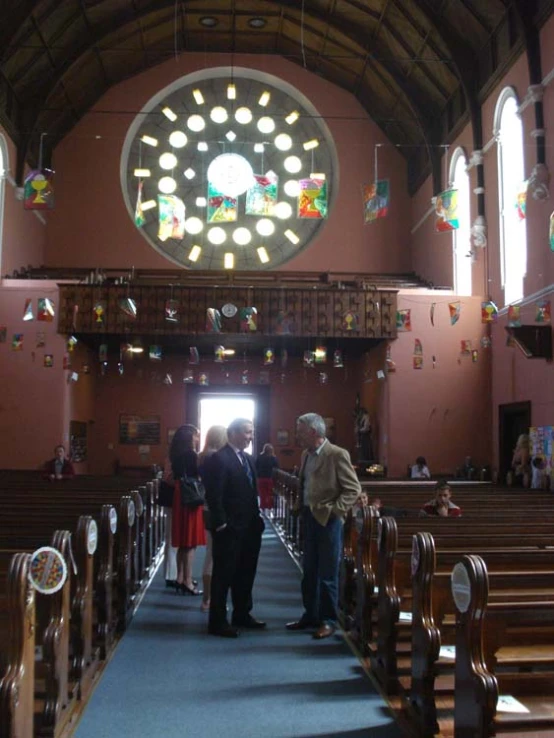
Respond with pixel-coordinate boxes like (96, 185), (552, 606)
(450, 148), (472, 296)
(0, 135), (7, 273)
(496, 88), (527, 306)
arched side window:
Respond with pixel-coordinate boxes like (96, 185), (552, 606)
(449, 147), (472, 296)
(0, 134), (7, 272)
(495, 87), (527, 306)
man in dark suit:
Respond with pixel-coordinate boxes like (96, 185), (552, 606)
(204, 418), (266, 638)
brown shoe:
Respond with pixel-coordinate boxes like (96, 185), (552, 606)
(313, 623), (336, 639)
(286, 619), (316, 631)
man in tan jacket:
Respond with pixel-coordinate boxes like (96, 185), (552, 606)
(286, 413), (361, 639)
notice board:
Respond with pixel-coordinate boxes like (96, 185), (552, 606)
(119, 414), (161, 445)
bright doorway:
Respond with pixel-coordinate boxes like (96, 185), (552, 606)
(198, 395), (256, 453)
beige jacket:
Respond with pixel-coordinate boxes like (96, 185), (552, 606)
(300, 441), (361, 526)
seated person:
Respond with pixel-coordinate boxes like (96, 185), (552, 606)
(531, 456), (547, 490)
(456, 455), (474, 479)
(44, 445), (75, 480)
(420, 480), (461, 517)
(411, 456), (431, 479)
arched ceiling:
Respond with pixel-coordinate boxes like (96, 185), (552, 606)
(0, 0), (552, 192)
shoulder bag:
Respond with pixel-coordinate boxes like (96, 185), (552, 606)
(180, 476), (205, 507)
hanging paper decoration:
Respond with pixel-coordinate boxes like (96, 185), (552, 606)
(135, 180), (146, 227)
(550, 211), (554, 252)
(241, 370), (249, 385)
(319, 372), (329, 385)
(214, 346), (225, 363)
(333, 349), (344, 368)
(258, 371), (270, 385)
(206, 308), (222, 333)
(245, 173), (278, 216)
(163, 373), (172, 385)
(149, 346), (162, 361)
(67, 336), (78, 352)
(396, 309), (411, 332)
(240, 307), (258, 332)
(414, 339), (423, 356)
(119, 297), (137, 319)
(207, 183), (237, 222)
(0, 326), (6, 343)
(471, 350), (478, 363)
(82, 363), (91, 375)
(36, 332), (45, 348)
(515, 181), (528, 221)
(434, 189), (459, 232)
(413, 356), (423, 370)
(376, 370), (386, 380)
(363, 180), (389, 224)
(157, 194), (185, 240)
(93, 302), (105, 324)
(314, 346), (327, 364)
(165, 299), (179, 322)
(264, 348), (275, 366)
(461, 340), (472, 355)
(189, 347), (200, 365)
(303, 350), (315, 368)
(276, 310), (295, 335)
(118, 362), (124, 376)
(281, 349), (288, 368)
(342, 311), (359, 331)
(481, 336), (492, 348)
(183, 369), (194, 383)
(23, 299), (34, 321)
(37, 298), (55, 322)
(506, 333), (516, 348)
(44, 354), (53, 368)
(481, 301), (498, 324)
(12, 334), (23, 351)
(449, 302), (461, 326)
(507, 305), (521, 327)
(536, 300), (551, 323)
(298, 178), (327, 219)
(24, 169), (54, 210)
(430, 303), (435, 327)
(198, 372), (209, 386)
(99, 344), (108, 362)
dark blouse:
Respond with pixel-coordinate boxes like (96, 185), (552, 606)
(171, 449), (198, 479)
(255, 454), (279, 479)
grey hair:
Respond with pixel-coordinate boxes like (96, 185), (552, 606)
(227, 418), (253, 435)
(297, 413), (326, 437)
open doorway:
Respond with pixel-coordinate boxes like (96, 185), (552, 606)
(498, 401), (531, 482)
(199, 396), (255, 452)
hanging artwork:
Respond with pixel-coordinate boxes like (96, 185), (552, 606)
(507, 305), (521, 327)
(189, 347), (200, 365)
(214, 346), (225, 363)
(24, 169), (54, 210)
(342, 311), (359, 331)
(240, 307), (258, 332)
(206, 308), (222, 333)
(413, 356), (423, 370)
(165, 299), (179, 323)
(198, 372), (209, 386)
(207, 183), (237, 222)
(67, 336), (78, 352)
(135, 180), (146, 227)
(93, 302), (105, 324)
(434, 189), (459, 232)
(157, 194), (185, 240)
(314, 346), (327, 364)
(298, 178), (327, 219)
(303, 350), (315, 368)
(481, 336), (492, 348)
(515, 181), (528, 221)
(149, 346), (162, 361)
(118, 362), (124, 376)
(396, 309), (411, 332)
(44, 354), (53, 368)
(245, 173), (278, 216)
(333, 349), (344, 368)
(241, 370), (249, 385)
(183, 369), (194, 383)
(363, 180), (389, 224)
(319, 372), (329, 385)
(414, 339), (423, 356)
(536, 300), (551, 323)
(461, 340), (472, 355)
(449, 302), (461, 325)
(471, 350), (478, 363)
(119, 297), (137, 319)
(12, 334), (23, 351)
(264, 348), (275, 366)
(430, 303), (435, 327)
(550, 211), (554, 252)
(23, 299), (34, 321)
(36, 332), (45, 347)
(481, 301), (498, 324)
(37, 298), (55, 322)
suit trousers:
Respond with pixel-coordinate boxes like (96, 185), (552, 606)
(301, 507), (343, 626)
(209, 517), (263, 629)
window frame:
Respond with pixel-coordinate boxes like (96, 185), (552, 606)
(0, 133), (7, 273)
(448, 146), (472, 296)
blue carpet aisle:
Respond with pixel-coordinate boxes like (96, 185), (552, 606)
(74, 527), (405, 738)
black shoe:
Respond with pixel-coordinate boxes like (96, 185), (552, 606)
(165, 579), (177, 588)
(286, 618), (317, 631)
(232, 615), (266, 629)
(177, 583), (202, 596)
(208, 624), (239, 638)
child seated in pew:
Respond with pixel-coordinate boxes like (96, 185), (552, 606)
(43, 444), (75, 481)
(419, 480), (461, 517)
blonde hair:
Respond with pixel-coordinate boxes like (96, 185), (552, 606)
(516, 434), (530, 450)
(261, 443), (275, 455)
(201, 425), (228, 456)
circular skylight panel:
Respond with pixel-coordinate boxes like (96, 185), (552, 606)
(185, 217), (203, 234)
(275, 201), (293, 219)
(207, 153), (255, 198)
(256, 219), (275, 236)
(284, 179), (302, 197)
(210, 107), (228, 124)
(274, 133), (293, 151)
(233, 228), (252, 245)
(257, 116), (275, 134)
(284, 156), (302, 173)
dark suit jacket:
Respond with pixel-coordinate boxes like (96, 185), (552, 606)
(205, 444), (261, 531)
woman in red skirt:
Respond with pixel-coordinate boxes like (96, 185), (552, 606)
(255, 443), (279, 511)
(170, 424), (206, 595)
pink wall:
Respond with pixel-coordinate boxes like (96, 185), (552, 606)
(0, 126), (47, 276)
(45, 53), (411, 275)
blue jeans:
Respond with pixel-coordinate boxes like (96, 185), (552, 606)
(300, 507), (343, 626)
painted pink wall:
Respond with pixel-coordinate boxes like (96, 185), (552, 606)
(385, 292), (492, 477)
(0, 126), (47, 276)
(0, 281), (69, 469)
(45, 53), (411, 274)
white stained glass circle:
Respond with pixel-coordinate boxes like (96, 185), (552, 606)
(169, 131), (188, 148)
(210, 107), (228, 124)
(208, 227), (227, 245)
(158, 176), (177, 194)
(185, 217), (203, 234)
(187, 115), (205, 132)
(159, 152), (178, 170)
(207, 153), (255, 198)
(275, 201), (293, 219)
(235, 107), (253, 124)
(233, 228), (252, 245)
(258, 116), (275, 134)
(284, 156), (302, 173)
(256, 218), (275, 236)
(284, 179), (301, 197)
(274, 133), (293, 151)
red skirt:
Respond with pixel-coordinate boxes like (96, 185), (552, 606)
(257, 478), (274, 509)
(171, 481), (206, 548)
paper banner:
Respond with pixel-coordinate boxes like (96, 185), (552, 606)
(99, 344), (108, 362)
(507, 305), (521, 327)
(245, 173), (278, 216)
(12, 334), (23, 351)
(303, 350), (315, 368)
(37, 298), (55, 322)
(461, 340), (472, 355)
(165, 299), (179, 323)
(207, 183), (237, 223)
(163, 373), (172, 385)
(298, 178), (327, 219)
(240, 307), (257, 332)
(414, 339), (423, 356)
(157, 194), (185, 240)
(183, 369), (194, 383)
(471, 350), (478, 363)
(536, 300), (551, 323)
(36, 332), (45, 347)
(314, 346), (327, 364)
(189, 347), (200, 365)
(342, 311), (359, 331)
(363, 180), (389, 224)
(93, 301), (105, 324)
(241, 370), (249, 385)
(22, 298), (34, 321)
(396, 309), (411, 332)
(24, 169), (54, 210)
(214, 346), (225, 363)
(550, 211), (554, 252)
(430, 303), (435, 327)
(119, 297), (137, 319)
(481, 301), (498, 324)
(198, 372), (209, 386)
(481, 336), (492, 348)
(206, 308), (222, 333)
(67, 336), (78, 352)
(515, 181), (528, 221)
(0, 326), (6, 343)
(264, 348), (275, 366)
(449, 301), (461, 325)
(413, 356), (423, 370)
(135, 180), (146, 227)
(333, 349), (344, 368)
(319, 372), (329, 385)
(149, 346), (162, 361)
(44, 354), (53, 368)
(435, 189), (459, 232)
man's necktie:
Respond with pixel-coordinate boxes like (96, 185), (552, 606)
(239, 451), (254, 486)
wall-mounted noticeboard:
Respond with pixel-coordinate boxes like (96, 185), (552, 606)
(119, 414), (161, 445)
